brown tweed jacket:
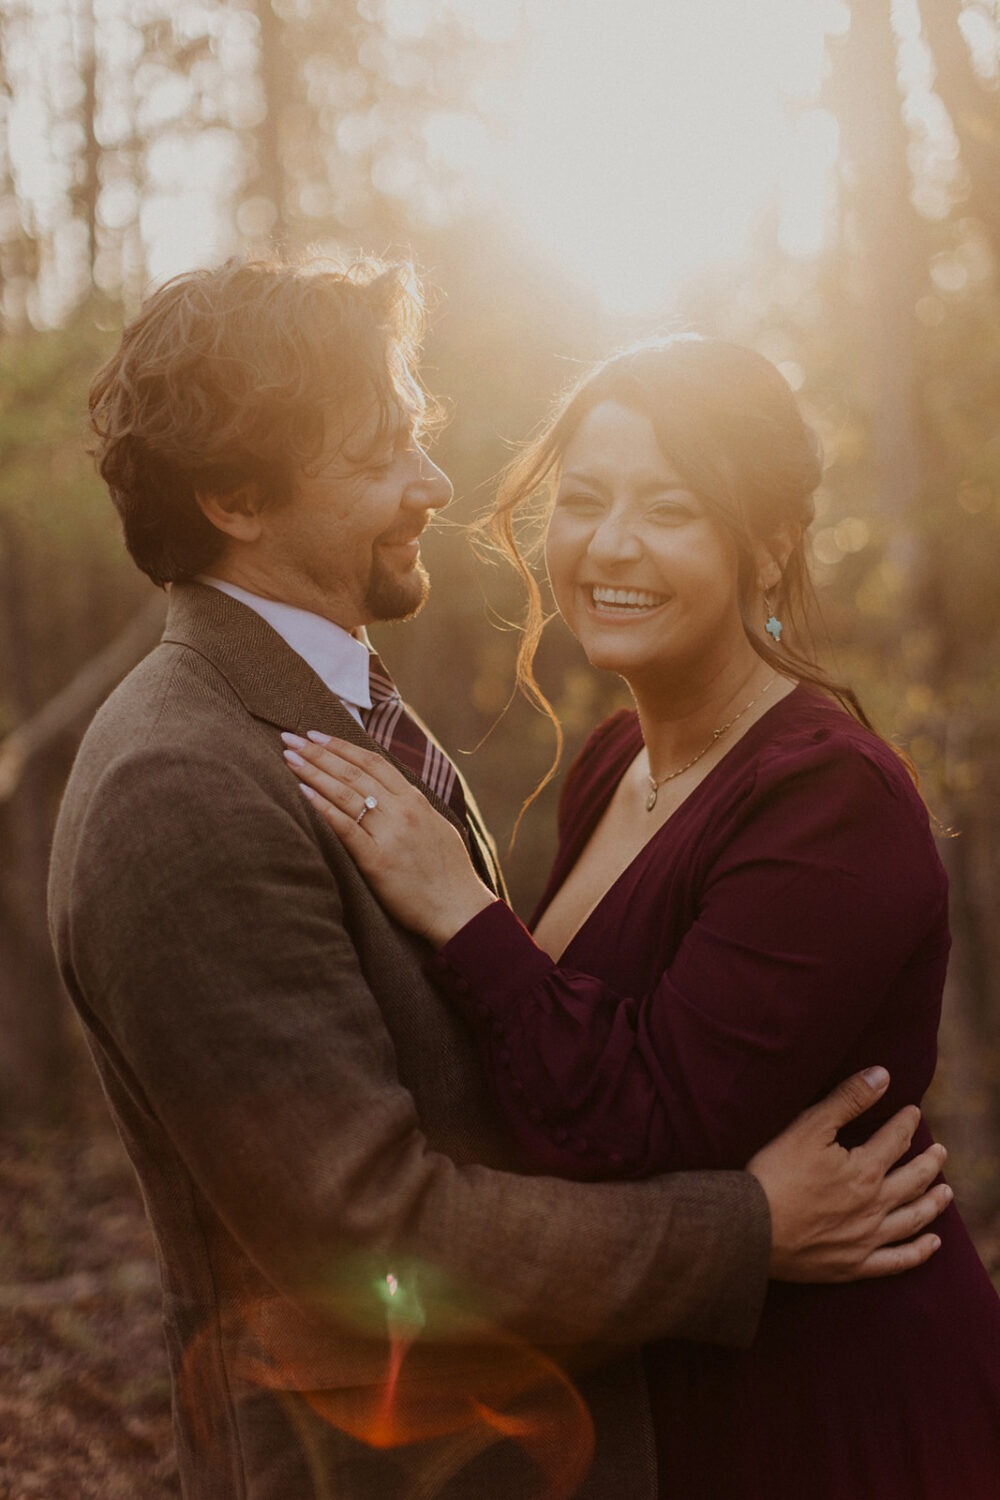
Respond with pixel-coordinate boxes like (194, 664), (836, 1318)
(48, 582), (770, 1500)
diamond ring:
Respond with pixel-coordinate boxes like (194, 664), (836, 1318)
(355, 794), (378, 826)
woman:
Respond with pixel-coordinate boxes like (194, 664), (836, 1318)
(283, 337), (1000, 1497)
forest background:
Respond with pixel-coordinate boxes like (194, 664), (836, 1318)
(0, 0), (998, 1489)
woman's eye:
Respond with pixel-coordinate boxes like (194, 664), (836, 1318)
(647, 497), (697, 524)
(555, 491), (602, 513)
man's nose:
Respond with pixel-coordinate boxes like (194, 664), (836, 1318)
(410, 450), (453, 512)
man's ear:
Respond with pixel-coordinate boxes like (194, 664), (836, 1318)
(755, 521), (801, 593)
(194, 482), (265, 543)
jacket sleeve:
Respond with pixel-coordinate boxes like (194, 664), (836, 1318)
(53, 726), (770, 1355)
(429, 736), (949, 1179)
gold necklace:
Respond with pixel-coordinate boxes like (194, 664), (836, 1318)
(645, 675), (776, 812)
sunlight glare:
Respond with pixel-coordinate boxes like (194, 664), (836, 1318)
(450, 0), (523, 43)
(143, 131), (243, 282)
(489, 0), (842, 315)
(382, 0), (437, 40)
(779, 109), (839, 260)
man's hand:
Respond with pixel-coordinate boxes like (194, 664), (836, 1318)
(747, 1066), (951, 1282)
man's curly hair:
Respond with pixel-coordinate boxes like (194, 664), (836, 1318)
(89, 255), (432, 585)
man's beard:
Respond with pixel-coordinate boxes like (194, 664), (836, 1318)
(363, 554), (430, 623)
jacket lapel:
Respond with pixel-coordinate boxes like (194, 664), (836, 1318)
(163, 583), (505, 897)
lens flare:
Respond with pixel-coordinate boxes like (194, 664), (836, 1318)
(180, 1261), (595, 1499)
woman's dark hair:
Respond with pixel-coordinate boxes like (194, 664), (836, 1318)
(484, 334), (904, 801)
(89, 255), (434, 586)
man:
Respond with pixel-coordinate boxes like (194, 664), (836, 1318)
(48, 257), (947, 1500)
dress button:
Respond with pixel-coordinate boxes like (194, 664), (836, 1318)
(528, 1106), (543, 1123)
(477, 1002), (491, 1020)
(609, 1152), (625, 1168)
(498, 1050), (512, 1067)
(511, 1081), (525, 1097)
(573, 1137), (590, 1154)
(553, 1127), (569, 1144)
(453, 977), (471, 995)
(491, 1019), (505, 1038)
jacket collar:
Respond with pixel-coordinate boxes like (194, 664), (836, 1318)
(162, 582), (504, 896)
(163, 581), (370, 745)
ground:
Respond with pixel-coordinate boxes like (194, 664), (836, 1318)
(1, 1097), (998, 1500)
(0, 1116), (177, 1500)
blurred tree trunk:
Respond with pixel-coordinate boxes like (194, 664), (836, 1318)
(832, 1), (930, 606)
(249, 0), (293, 247)
(0, 514), (68, 1120)
(73, 0), (99, 283)
(833, 0), (999, 1214)
(0, 11), (36, 331)
(919, 0), (1000, 258)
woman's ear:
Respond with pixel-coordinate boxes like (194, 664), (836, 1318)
(194, 482), (265, 543)
(754, 521), (801, 593)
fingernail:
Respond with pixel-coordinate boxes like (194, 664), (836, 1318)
(281, 731), (307, 749)
(941, 1185), (953, 1203)
(298, 782), (316, 800)
(283, 748), (305, 768)
(306, 730), (331, 745)
(861, 1066), (889, 1091)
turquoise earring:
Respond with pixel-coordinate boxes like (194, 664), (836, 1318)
(764, 594), (783, 644)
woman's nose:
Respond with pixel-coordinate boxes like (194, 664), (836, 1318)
(587, 512), (642, 563)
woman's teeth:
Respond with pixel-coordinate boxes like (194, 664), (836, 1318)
(591, 586), (666, 610)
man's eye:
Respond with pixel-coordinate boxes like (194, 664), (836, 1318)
(366, 429), (419, 473)
(364, 453), (394, 474)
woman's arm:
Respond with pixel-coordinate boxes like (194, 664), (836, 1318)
(284, 730), (948, 1180)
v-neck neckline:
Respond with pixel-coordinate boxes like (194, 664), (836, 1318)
(535, 683), (806, 963)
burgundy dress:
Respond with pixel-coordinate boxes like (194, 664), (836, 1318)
(427, 686), (1000, 1499)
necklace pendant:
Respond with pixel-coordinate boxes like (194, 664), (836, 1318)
(642, 674), (777, 815)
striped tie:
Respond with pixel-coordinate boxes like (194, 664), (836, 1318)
(362, 653), (468, 822)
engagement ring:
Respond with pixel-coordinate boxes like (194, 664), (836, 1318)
(355, 794), (378, 825)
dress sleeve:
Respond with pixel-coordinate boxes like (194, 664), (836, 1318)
(427, 735), (950, 1179)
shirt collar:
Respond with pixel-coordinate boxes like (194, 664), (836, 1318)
(198, 577), (373, 715)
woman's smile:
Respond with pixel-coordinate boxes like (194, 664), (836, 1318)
(587, 584), (671, 618)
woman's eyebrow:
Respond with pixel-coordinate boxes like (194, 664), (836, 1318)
(558, 468), (693, 495)
(557, 467), (604, 485)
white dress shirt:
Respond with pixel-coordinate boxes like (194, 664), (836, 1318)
(198, 576), (372, 725)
